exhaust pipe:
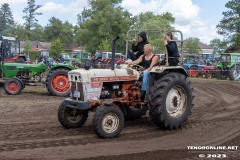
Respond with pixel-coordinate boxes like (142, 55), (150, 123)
(111, 36), (119, 70)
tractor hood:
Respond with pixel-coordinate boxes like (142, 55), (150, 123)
(68, 68), (140, 83)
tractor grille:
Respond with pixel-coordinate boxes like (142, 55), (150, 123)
(70, 81), (84, 101)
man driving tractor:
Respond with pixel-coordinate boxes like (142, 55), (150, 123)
(126, 44), (159, 101)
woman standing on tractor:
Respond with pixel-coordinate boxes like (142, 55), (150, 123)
(164, 32), (180, 66)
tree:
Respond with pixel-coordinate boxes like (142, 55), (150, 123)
(132, 12), (174, 31)
(0, 3), (14, 34)
(130, 12), (175, 53)
(50, 38), (63, 59)
(217, 0), (240, 52)
(7, 23), (28, 40)
(23, 0), (42, 39)
(97, 38), (111, 51)
(185, 37), (202, 54)
(44, 17), (74, 48)
(209, 38), (227, 54)
(76, 0), (133, 53)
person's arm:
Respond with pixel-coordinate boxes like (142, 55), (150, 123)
(129, 54), (144, 65)
(132, 43), (138, 52)
(146, 56), (159, 71)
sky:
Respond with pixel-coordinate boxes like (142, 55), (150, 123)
(1, 0), (229, 44)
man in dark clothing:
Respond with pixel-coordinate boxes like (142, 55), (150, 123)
(164, 32), (180, 66)
(128, 32), (149, 61)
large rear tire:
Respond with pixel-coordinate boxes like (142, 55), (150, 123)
(16, 57), (25, 63)
(188, 66), (198, 77)
(4, 79), (23, 95)
(93, 106), (124, 139)
(58, 102), (88, 129)
(46, 68), (70, 96)
(229, 65), (240, 81)
(147, 73), (193, 129)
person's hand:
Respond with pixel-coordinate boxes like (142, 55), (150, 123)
(164, 38), (168, 45)
(132, 38), (137, 42)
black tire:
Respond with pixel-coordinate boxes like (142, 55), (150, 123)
(125, 105), (148, 121)
(4, 78), (23, 95)
(46, 68), (70, 96)
(93, 106), (124, 139)
(229, 65), (240, 81)
(58, 102), (88, 129)
(215, 67), (222, 79)
(16, 57), (25, 63)
(147, 72), (194, 129)
(205, 70), (212, 79)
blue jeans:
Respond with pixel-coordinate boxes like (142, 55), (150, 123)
(128, 50), (137, 61)
(139, 70), (150, 91)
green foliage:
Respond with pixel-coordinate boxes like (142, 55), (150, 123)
(44, 17), (74, 48)
(0, 3), (14, 34)
(50, 38), (63, 59)
(76, 0), (133, 53)
(5, 23), (28, 40)
(23, 40), (31, 54)
(209, 38), (227, 54)
(132, 12), (175, 30)
(23, 0), (42, 39)
(185, 37), (202, 54)
(29, 51), (38, 61)
(97, 39), (111, 51)
(217, 0), (240, 51)
(130, 12), (175, 53)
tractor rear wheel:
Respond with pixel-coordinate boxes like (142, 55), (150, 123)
(16, 57), (25, 63)
(148, 72), (193, 129)
(93, 106), (124, 138)
(215, 67), (222, 79)
(188, 66), (198, 77)
(4, 78), (23, 95)
(58, 102), (88, 129)
(229, 65), (240, 81)
(46, 68), (70, 96)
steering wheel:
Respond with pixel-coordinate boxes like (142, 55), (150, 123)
(128, 64), (145, 71)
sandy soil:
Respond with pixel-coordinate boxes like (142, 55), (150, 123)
(0, 79), (240, 160)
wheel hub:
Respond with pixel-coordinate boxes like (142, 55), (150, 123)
(102, 113), (119, 133)
(66, 108), (83, 123)
(52, 74), (69, 93)
(166, 86), (187, 118)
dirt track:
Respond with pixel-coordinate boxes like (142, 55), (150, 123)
(0, 79), (240, 160)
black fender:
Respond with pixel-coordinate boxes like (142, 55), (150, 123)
(103, 100), (127, 116)
(13, 77), (25, 89)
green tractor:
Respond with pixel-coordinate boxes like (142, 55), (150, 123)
(216, 53), (240, 80)
(0, 38), (75, 96)
(67, 50), (91, 68)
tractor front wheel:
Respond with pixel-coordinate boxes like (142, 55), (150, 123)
(46, 68), (70, 96)
(93, 106), (124, 138)
(148, 73), (194, 129)
(58, 102), (88, 129)
(4, 78), (23, 95)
